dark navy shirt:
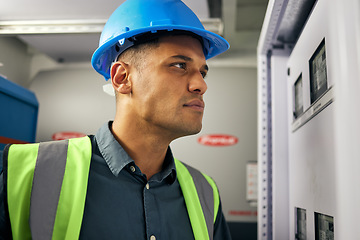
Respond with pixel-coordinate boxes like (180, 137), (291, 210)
(0, 122), (232, 240)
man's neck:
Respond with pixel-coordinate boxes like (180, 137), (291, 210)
(111, 120), (171, 180)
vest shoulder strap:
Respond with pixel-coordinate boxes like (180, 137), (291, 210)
(174, 158), (220, 240)
(6, 142), (40, 240)
(6, 136), (92, 240)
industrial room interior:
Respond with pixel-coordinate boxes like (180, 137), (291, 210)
(1, 0), (360, 239)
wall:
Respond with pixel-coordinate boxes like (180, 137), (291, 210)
(29, 65), (115, 141)
(0, 37), (33, 87)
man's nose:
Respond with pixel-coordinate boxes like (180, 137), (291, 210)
(188, 72), (208, 95)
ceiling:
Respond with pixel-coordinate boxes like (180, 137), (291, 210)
(0, 0), (268, 65)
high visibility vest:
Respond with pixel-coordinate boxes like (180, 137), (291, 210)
(5, 136), (220, 240)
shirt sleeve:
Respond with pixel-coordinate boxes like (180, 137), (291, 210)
(213, 197), (232, 240)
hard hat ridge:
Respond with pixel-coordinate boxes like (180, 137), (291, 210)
(91, 0), (230, 80)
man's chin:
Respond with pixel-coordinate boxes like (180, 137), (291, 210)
(175, 125), (202, 139)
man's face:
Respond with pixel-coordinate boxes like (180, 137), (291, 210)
(130, 35), (208, 140)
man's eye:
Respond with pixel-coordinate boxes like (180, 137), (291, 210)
(173, 62), (186, 69)
(201, 71), (207, 79)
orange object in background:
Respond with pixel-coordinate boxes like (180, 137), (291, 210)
(0, 136), (28, 144)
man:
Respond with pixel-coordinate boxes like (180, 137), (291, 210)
(0, 0), (231, 239)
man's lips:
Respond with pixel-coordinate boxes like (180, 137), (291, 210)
(183, 99), (205, 111)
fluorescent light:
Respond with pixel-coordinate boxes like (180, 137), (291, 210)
(0, 18), (224, 36)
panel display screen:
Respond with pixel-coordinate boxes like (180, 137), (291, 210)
(294, 74), (304, 119)
(315, 212), (334, 240)
(309, 39), (328, 104)
(295, 207), (307, 240)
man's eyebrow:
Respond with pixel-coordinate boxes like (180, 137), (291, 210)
(170, 55), (192, 61)
(170, 55), (209, 71)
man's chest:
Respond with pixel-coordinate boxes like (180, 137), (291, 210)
(79, 164), (195, 240)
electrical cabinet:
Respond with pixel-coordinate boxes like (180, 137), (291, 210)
(287, 1), (335, 238)
(258, 0), (360, 239)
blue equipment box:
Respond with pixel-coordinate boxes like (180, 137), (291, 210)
(0, 76), (39, 172)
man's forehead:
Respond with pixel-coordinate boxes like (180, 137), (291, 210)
(158, 34), (203, 46)
(157, 35), (206, 58)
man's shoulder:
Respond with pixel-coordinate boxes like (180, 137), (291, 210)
(174, 159), (211, 178)
(5, 136), (94, 163)
(174, 158), (217, 189)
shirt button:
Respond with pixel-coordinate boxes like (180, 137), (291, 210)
(150, 235), (156, 240)
(146, 183), (150, 190)
(130, 165), (136, 172)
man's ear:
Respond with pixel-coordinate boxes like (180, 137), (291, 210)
(110, 61), (132, 94)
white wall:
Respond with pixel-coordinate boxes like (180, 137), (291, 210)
(0, 37), (33, 87)
(29, 65), (115, 141)
(29, 62), (258, 222)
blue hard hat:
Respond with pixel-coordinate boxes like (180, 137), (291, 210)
(91, 0), (230, 80)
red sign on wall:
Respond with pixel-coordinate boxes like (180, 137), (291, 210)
(52, 132), (86, 141)
(198, 134), (238, 146)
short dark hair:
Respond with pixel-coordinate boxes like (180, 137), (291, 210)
(115, 30), (204, 69)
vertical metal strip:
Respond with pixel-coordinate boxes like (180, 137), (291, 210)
(30, 140), (69, 239)
(266, 51), (273, 240)
(258, 52), (273, 240)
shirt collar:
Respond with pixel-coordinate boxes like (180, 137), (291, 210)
(95, 122), (133, 176)
(95, 121), (177, 183)
(154, 147), (177, 184)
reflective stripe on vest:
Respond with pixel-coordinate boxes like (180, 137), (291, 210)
(174, 159), (220, 240)
(6, 136), (219, 240)
(7, 137), (92, 240)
